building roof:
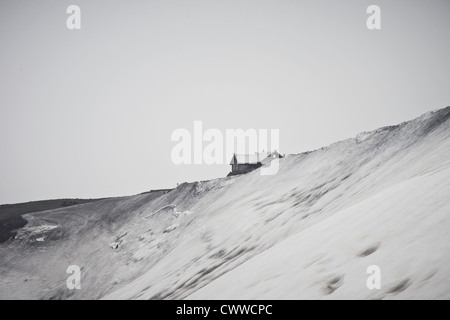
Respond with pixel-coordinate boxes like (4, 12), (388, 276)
(230, 152), (278, 165)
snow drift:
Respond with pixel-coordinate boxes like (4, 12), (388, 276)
(0, 107), (449, 300)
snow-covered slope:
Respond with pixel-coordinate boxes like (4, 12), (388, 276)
(1, 107), (449, 299)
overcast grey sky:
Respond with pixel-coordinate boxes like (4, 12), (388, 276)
(0, 0), (449, 204)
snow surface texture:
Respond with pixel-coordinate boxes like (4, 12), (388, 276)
(0, 107), (449, 300)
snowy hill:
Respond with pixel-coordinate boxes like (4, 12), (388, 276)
(0, 107), (449, 300)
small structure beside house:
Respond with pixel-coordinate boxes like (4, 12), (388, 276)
(228, 151), (283, 176)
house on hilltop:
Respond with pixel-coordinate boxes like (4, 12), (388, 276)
(228, 151), (283, 176)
